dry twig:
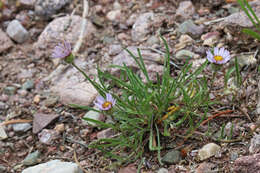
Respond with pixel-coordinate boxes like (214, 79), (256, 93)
(0, 119), (32, 126)
(74, 150), (89, 173)
(73, 0), (89, 54)
(201, 110), (233, 126)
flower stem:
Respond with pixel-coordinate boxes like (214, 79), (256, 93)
(71, 62), (104, 95)
(210, 70), (217, 89)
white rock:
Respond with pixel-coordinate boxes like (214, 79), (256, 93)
(201, 32), (220, 47)
(157, 168), (168, 173)
(249, 134), (260, 153)
(38, 129), (60, 145)
(0, 125), (7, 140)
(12, 123), (32, 132)
(176, 1), (195, 19)
(192, 59), (206, 69)
(54, 81), (98, 106)
(198, 143), (221, 161)
(131, 12), (154, 42)
(83, 111), (104, 127)
(22, 160), (82, 173)
(106, 10), (121, 22)
(175, 34), (194, 50)
(6, 20), (29, 43)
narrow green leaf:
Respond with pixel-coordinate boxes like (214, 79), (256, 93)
(224, 66), (235, 88)
(237, 0), (257, 27)
(242, 28), (260, 41)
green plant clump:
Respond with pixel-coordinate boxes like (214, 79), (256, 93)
(71, 37), (212, 165)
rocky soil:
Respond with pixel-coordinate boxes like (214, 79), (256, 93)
(1, 0), (260, 172)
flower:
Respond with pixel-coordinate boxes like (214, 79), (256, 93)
(94, 93), (116, 111)
(52, 41), (72, 59)
(206, 47), (231, 64)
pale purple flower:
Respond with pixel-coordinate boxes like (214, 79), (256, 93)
(94, 93), (116, 111)
(52, 41), (72, 59)
(206, 47), (231, 64)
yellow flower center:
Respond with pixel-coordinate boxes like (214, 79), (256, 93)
(102, 101), (112, 109)
(214, 55), (223, 61)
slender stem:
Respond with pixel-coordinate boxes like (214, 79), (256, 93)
(71, 62), (104, 95)
(235, 57), (241, 87)
(210, 70), (217, 89)
(71, 62), (89, 80)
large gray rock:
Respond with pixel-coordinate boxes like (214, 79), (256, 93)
(0, 29), (13, 53)
(34, 15), (96, 58)
(49, 59), (98, 106)
(178, 20), (204, 38)
(222, 1), (260, 27)
(131, 12), (154, 42)
(112, 46), (163, 71)
(6, 20), (29, 43)
(22, 160), (82, 173)
(111, 46), (164, 82)
(34, 0), (72, 18)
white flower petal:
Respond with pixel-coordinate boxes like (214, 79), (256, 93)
(96, 103), (104, 110)
(96, 96), (105, 104)
(219, 47), (225, 56)
(106, 93), (113, 102)
(206, 50), (214, 63)
(214, 47), (219, 55)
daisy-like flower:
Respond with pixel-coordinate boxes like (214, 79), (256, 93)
(94, 93), (116, 111)
(206, 47), (231, 64)
(52, 41), (74, 63)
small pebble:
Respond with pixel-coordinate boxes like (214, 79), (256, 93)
(33, 94), (41, 104)
(12, 123), (32, 132)
(6, 19), (29, 43)
(198, 143), (221, 161)
(54, 123), (65, 133)
(23, 150), (40, 166)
